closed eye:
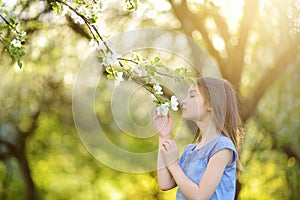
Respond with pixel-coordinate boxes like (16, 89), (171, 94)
(188, 89), (197, 98)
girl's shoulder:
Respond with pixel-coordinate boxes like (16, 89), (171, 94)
(209, 135), (237, 163)
(217, 135), (236, 149)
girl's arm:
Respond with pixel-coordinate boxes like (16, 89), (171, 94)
(163, 140), (233, 200)
(154, 112), (177, 190)
(157, 136), (177, 190)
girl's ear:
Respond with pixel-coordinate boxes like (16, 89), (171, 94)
(207, 105), (212, 112)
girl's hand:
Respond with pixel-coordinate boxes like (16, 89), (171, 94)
(154, 109), (173, 138)
(161, 140), (179, 167)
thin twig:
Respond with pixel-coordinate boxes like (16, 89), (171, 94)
(0, 38), (9, 49)
(118, 61), (153, 94)
(117, 57), (139, 65)
(0, 14), (20, 34)
(57, 0), (112, 53)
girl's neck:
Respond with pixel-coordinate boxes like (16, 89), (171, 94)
(196, 120), (221, 144)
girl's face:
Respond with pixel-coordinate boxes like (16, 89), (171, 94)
(181, 85), (211, 122)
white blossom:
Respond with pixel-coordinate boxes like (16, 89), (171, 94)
(70, 11), (85, 24)
(77, 6), (90, 17)
(0, 6), (6, 17)
(294, 18), (300, 28)
(156, 102), (170, 116)
(61, 5), (69, 16)
(92, 4), (102, 13)
(101, 52), (114, 66)
(89, 39), (99, 49)
(170, 95), (179, 111)
(115, 71), (124, 86)
(11, 39), (22, 48)
(133, 65), (143, 77)
(153, 83), (163, 95)
(122, 1), (131, 11)
(19, 31), (26, 37)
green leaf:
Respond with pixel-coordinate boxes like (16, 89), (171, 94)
(50, 2), (58, 8)
(106, 67), (113, 74)
(153, 76), (162, 82)
(146, 77), (152, 83)
(74, 0), (85, 4)
(107, 74), (114, 79)
(10, 54), (15, 61)
(89, 16), (97, 24)
(153, 99), (160, 104)
(131, 53), (141, 62)
(187, 77), (196, 85)
(50, 2), (61, 14)
(2, 37), (10, 45)
(122, 65), (131, 71)
(124, 0), (139, 11)
(153, 56), (160, 63)
(17, 59), (22, 69)
(9, 17), (16, 25)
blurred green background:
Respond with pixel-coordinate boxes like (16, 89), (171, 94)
(0, 0), (299, 199)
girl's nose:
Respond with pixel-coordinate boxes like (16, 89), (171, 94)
(181, 99), (186, 106)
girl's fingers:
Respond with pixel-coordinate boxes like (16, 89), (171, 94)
(162, 140), (171, 150)
(162, 140), (177, 151)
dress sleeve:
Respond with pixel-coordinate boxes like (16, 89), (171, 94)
(207, 137), (237, 165)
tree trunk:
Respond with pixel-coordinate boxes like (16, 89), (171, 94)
(16, 151), (37, 200)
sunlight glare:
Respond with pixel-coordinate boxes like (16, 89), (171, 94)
(153, 0), (171, 11)
(212, 35), (225, 51)
(213, 0), (245, 34)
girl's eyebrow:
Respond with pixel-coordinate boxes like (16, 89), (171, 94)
(189, 89), (197, 94)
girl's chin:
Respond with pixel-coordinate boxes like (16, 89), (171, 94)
(181, 114), (198, 122)
(181, 114), (191, 120)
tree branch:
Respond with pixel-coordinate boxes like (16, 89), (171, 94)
(208, 5), (231, 49)
(65, 15), (91, 39)
(168, 0), (226, 73)
(227, 0), (259, 87)
(241, 37), (300, 122)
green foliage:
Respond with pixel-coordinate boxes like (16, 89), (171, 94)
(239, 65), (300, 199)
(106, 66), (118, 79)
(50, 2), (62, 14)
(0, 4), (26, 68)
(123, 0), (139, 11)
(1, 0), (300, 199)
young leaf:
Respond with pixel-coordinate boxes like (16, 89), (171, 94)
(17, 59), (22, 69)
(146, 77), (152, 83)
(107, 74), (114, 79)
(9, 17), (16, 25)
(154, 56), (160, 63)
(153, 76), (162, 82)
(50, 2), (58, 8)
(106, 67), (113, 74)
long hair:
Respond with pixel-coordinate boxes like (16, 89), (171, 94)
(195, 77), (244, 177)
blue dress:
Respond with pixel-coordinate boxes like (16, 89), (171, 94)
(176, 135), (237, 200)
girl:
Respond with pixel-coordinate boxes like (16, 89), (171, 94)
(154, 77), (243, 200)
